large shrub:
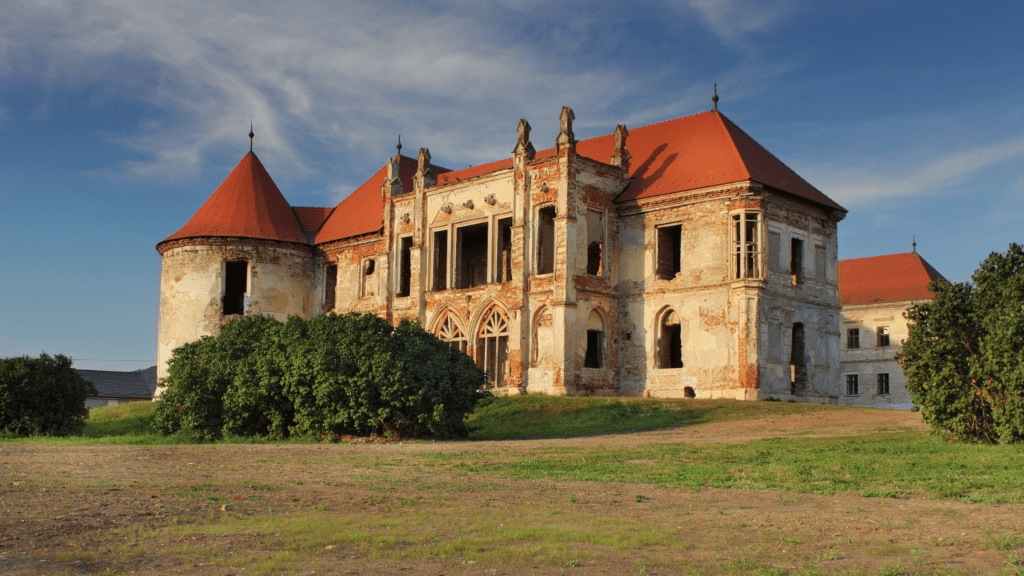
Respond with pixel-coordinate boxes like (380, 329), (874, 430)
(0, 353), (97, 436)
(899, 243), (1024, 443)
(154, 313), (486, 440)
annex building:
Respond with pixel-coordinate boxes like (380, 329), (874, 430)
(838, 251), (947, 409)
(156, 104), (849, 400)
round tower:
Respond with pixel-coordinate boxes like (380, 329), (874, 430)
(155, 149), (315, 393)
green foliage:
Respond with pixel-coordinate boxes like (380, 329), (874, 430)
(154, 313), (486, 440)
(899, 243), (1024, 443)
(0, 353), (96, 436)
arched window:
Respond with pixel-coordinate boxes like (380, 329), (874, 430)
(585, 309), (605, 368)
(477, 307), (510, 387)
(657, 310), (683, 369)
(435, 313), (468, 354)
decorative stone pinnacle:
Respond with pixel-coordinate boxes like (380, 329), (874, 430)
(557, 107), (575, 146)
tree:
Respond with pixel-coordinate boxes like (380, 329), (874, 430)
(898, 243), (1024, 443)
(0, 354), (97, 437)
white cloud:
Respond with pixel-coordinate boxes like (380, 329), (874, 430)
(670, 0), (802, 47)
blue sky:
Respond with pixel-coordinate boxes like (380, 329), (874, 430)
(2, 1), (1022, 371)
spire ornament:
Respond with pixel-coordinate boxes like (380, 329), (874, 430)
(249, 121), (255, 153)
(396, 135), (402, 158)
(712, 84), (719, 112)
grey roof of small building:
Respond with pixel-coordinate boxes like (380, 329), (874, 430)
(75, 366), (157, 400)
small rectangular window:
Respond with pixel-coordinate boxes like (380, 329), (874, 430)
(877, 373), (890, 395)
(732, 212), (761, 279)
(495, 217), (513, 283)
(324, 264), (337, 311)
(397, 236), (413, 297)
(877, 326), (890, 347)
(814, 245), (826, 282)
(791, 238), (804, 283)
(432, 229), (448, 291)
(223, 260), (248, 315)
(536, 206), (555, 275)
(846, 374), (859, 396)
(586, 210), (604, 276)
(585, 330), (603, 368)
(657, 224), (681, 280)
(847, 328), (860, 349)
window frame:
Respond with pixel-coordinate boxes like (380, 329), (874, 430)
(846, 373), (860, 396)
(877, 326), (890, 347)
(847, 328), (860, 349)
(877, 373), (890, 395)
(731, 210), (763, 280)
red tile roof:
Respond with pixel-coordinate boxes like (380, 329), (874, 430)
(160, 152), (307, 246)
(324, 110), (844, 243)
(293, 207), (334, 234)
(839, 252), (948, 305)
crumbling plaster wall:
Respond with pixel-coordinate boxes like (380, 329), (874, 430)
(839, 300), (915, 409)
(156, 241), (314, 390)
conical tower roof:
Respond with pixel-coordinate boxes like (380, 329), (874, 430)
(159, 152), (307, 247)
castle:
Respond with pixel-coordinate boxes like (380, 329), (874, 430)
(156, 104), (848, 400)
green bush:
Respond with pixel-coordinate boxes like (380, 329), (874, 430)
(899, 243), (1024, 443)
(154, 313), (486, 440)
(0, 354), (97, 436)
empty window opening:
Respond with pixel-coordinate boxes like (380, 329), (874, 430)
(790, 322), (806, 388)
(436, 314), (468, 354)
(477, 308), (510, 387)
(432, 230), (448, 291)
(584, 309), (605, 369)
(847, 328), (860, 349)
(846, 374), (859, 395)
(877, 373), (890, 395)
(536, 206), (556, 275)
(658, 310), (683, 369)
(790, 238), (804, 283)
(732, 212), (761, 279)
(361, 259), (376, 297)
(683, 386), (696, 399)
(324, 264), (337, 311)
(877, 326), (890, 347)
(495, 217), (513, 283)
(586, 210), (604, 276)
(456, 223), (489, 289)
(223, 260), (248, 315)
(656, 225), (681, 280)
(587, 242), (603, 276)
(397, 236), (413, 297)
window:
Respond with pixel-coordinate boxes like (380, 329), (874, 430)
(436, 313), (468, 354)
(847, 328), (860, 349)
(656, 224), (681, 280)
(657, 310), (683, 368)
(584, 310), (604, 368)
(768, 231), (782, 272)
(361, 259), (376, 297)
(814, 245), (826, 282)
(432, 229), (448, 291)
(846, 374), (859, 396)
(223, 260), (247, 315)
(877, 326), (890, 347)
(790, 323), (807, 388)
(397, 236), (413, 297)
(456, 223), (488, 289)
(324, 264), (337, 311)
(877, 373), (890, 395)
(586, 210), (604, 276)
(790, 238), (804, 284)
(732, 211), (761, 279)
(477, 308), (510, 387)
(536, 206), (555, 274)
(495, 217), (513, 283)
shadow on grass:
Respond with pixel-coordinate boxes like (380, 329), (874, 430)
(466, 395), (840, 441)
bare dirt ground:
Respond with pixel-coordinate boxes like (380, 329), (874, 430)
(2, 408), (1023, 575)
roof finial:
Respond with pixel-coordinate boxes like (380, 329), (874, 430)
(912, 236), (917, 253)
(712, 84), (719, 112)
(249, 121), (255, 153)
(396, 135), (402, 158)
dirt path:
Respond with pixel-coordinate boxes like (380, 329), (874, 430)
(3, 409), (1021, 575)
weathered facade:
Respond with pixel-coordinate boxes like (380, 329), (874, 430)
(837, 251), (947, 409)
(157, 106), (848, 400)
